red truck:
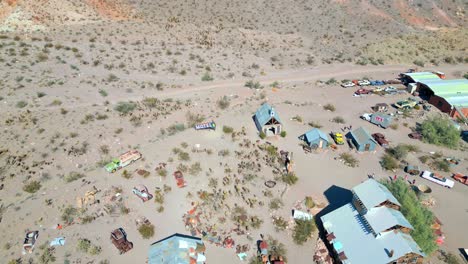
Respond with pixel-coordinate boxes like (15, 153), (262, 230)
(372, 133), (389, 148)
(453, 173), (468, 185)
(111, 228), (133, 254)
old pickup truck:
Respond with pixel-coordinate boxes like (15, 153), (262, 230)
(105, 150), (142, 173)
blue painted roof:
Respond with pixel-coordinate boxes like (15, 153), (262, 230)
(148, 233), (206, 264)
(321, 203), (424, 264)
(349, 127), (376, 146)
(365, 207), (413, 234)
(254, 103), (282, 127)
(303, 128), (329, 143)
(353, 179), (401, 210)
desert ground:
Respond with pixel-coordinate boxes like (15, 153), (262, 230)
(0, 0), (468, 264)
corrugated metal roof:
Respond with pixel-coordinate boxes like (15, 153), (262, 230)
(365, 207), (413, 234)
(148, 233), (205, 264)
(420, 79), (468, 107)
(349, 127), (376, 146)
(321, 203), (424, 264)
(303, 128), (329, 143)
(254, 103), (282, 127)
(378, 231), (426, 260)
(353, 179), (401, 210)
(404, 72), (440, 83)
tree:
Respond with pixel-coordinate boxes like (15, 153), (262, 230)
(381, 179), (437, 254)
(420, 116), (459, 149)
(292, 219), (316, 245)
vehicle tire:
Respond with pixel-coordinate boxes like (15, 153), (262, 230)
(311, 144), (318, 149)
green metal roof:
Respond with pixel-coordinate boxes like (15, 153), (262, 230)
(353, 179), (401, 210)
(254, 103), (282, 128)
(364, 207), (413, 234)
(321, 203), (424, 264)
(404, 72), (440, 83)
(420, 79), (468, 107)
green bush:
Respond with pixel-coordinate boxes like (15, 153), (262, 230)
(77, 239), (91, 252)
(339, 153), (359, 167)
(23, 181), (41, 193)
(282, 172), (298, 185)
(217, 96), (230, 110)
(292, 219), (316, 245)
(201, 72), (213, 81)
(323, 104), (336, 112)
(432, 160), (450, 172)
(16, 101), (28, 108)
(64, 171), (85, 182)
(381, 179), (437, 254)
(280, 131), (287, 138)
(259, 132), (266, 139)
(223, 126), (234, 134)
(114, 101), (136, 114)
(138, 223), (155, 239)
(308, 121), (322, 128)
(269, 198), (284, 210)
(381, 153), (399, 171)
(420, 116), (459, 149)
(332, 116), (345, 124)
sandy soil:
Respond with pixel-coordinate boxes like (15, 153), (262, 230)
(1, 62), (467, 264)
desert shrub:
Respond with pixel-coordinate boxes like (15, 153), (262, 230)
(280, 131), (287, 138)
(339, 153), (359, 167)
(381, 179), (437, 254)
(217, 96), (230, 110)
(432, 160), (450, 172)
(332, 116), (345, 124)
(114, 101), (136, 114)
(386, 145), (408, 160)
(259, 132), (266, 139)
(419, 155), (430, 164)
(223, 126), (234, 134)
(282, 172), (298, 185)
(39, 246), (56, 264)
(389, 123), (399, 130)
(23, 181), (41, 193)
(138, 223), (155, 239)
(186, 112), (205, 127)
(99, 145), (109, 155)
(64, 171), (85, 182)
(16, 101), (28, 108)
(245, 80), (262, 89)
(413, 60), (425, 67)
(325, 78), (337, 85)
(420, 116), (459, 149)
(272, 216), (288, 231)
(201, 72), (213, 81)
(292, 219), (316, 245)
(292, 115), (303, 122)
(308, 121), (322, 128)
(269, 198), (284, 210)
(61, 206), (78, 224)
(323, 104), (336, 112)
(189, 162), (202, 176)
(167, 123), (186, 135)
(381, 154), (399, 171)
(77, 239), (91, 252)
(305, 196), (315, 209)
(157, 168), (167, 177)
(250, 216), (263, 229)
(218, 149), (230, 157)
(88, 245), (102, 255)
(98, 89), (108, 97)
(178, 151), (190, 161)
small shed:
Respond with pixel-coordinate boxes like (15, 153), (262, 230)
(299, 128), (329, 149)
(347, 127), (377, 152)
(253, 103), (282, 136)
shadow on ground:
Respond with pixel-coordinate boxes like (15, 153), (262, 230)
(315, 185), (353, 240)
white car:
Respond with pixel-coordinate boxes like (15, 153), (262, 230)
(358, 80), (370, 86)
(341, 82), (355, 88)
(420, 171), (454, 188)
(360, 113), (372, 121)
(384, 86), (397, 93)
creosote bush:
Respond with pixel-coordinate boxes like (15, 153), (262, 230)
(23, 180), (41, 193)
(138, 223), (155, 239)
(114, 101), (136, 114)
